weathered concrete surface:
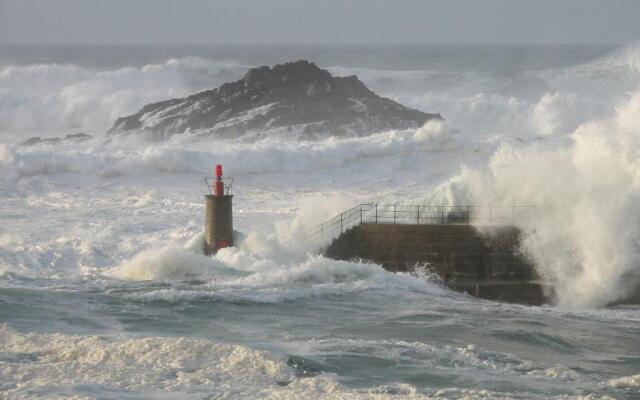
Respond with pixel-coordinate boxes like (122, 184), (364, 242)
(204, 195), (233, 255)
(324, 223), (548, 304)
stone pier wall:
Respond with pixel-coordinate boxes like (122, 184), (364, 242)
(324, 223), (547, 304)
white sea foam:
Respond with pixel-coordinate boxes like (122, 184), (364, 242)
(0, 325), (451, 399)
(104, 247), (238, 281)
(403, 46), (640, 308)
(82, 205), (450, 304)
(0, 324), (296, 399)
(3, 46), (640, 304)
(0, 45), (632, 143)
(424, 86), (640, 307)
(106, 239), (446, 303)
(331, 46), (637, 142)
(607, 373), (640, 388)
(1, 324), (611, 400)
(1, 45), (639, 400)
(0, 57), (248, 136)
(274, 193), (355, 251)
(0, 123), (455, 180)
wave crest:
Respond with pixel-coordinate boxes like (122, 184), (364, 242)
(424, 87), (640, 307)
(0, 57), (248, 135)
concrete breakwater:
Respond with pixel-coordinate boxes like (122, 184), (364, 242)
(323, 223), (549, 305)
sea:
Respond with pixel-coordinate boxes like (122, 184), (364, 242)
(1, 44), (639, 399)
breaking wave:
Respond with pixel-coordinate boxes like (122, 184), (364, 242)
(3, 44), (640, 311)
(0, 323), (623, 399)
(3, 44), (640, 400)
(424, 83), (640, 308)
(331, 44), (638, 140)
(0, 44), (635, 143)
(607, 374), (640, 389)
(0, 324), (297, 399)
(105, 241), (446, 304)
(0, 122), (454, 178)
(0, 57), (248, 136)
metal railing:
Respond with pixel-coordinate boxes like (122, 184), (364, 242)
(303, 203), (374, 239)
(303, 203), (536, 241)
(204, 177), (234, 196)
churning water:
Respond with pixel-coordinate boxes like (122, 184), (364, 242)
(1, 44), (639, 399)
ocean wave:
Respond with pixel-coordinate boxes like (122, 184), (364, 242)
(103, 247), (240, 282)
(330, 44), (640, 140)
(0, 123), (455, 178)
(422, 85), (640, 308)
(0, 324), (296, 399)
(2, 44), (637, 143)
(607, 373), (640, 388)
(0, 57), (248, 135)
(0, 324), (613, 400)
(107, 244), (446, 304)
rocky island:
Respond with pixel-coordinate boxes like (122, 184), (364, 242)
(109, 60), (441, 140)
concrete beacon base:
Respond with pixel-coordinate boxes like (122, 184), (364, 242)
(204, 194), (233, 256)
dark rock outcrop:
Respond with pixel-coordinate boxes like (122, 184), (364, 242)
(109, 60), (441, 140)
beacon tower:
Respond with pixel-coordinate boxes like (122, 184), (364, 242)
(204, 164), (233, 255)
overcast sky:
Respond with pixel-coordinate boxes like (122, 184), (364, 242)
(1, 0), (639, 45)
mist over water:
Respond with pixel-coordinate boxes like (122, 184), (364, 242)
(1, 44), (640, 399)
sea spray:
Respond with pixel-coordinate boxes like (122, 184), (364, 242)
(0, 57), (248, 135)
(104, 247), (239, 281)
(274, 193), (354, 252)
(2, 44), (640, 399)
(0, 125), (455, 178)
(425, 90), (640, 307)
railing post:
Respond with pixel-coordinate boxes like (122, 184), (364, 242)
(300, 203), (536, 242)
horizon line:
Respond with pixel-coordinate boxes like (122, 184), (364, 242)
(0, 41), (629, 47)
